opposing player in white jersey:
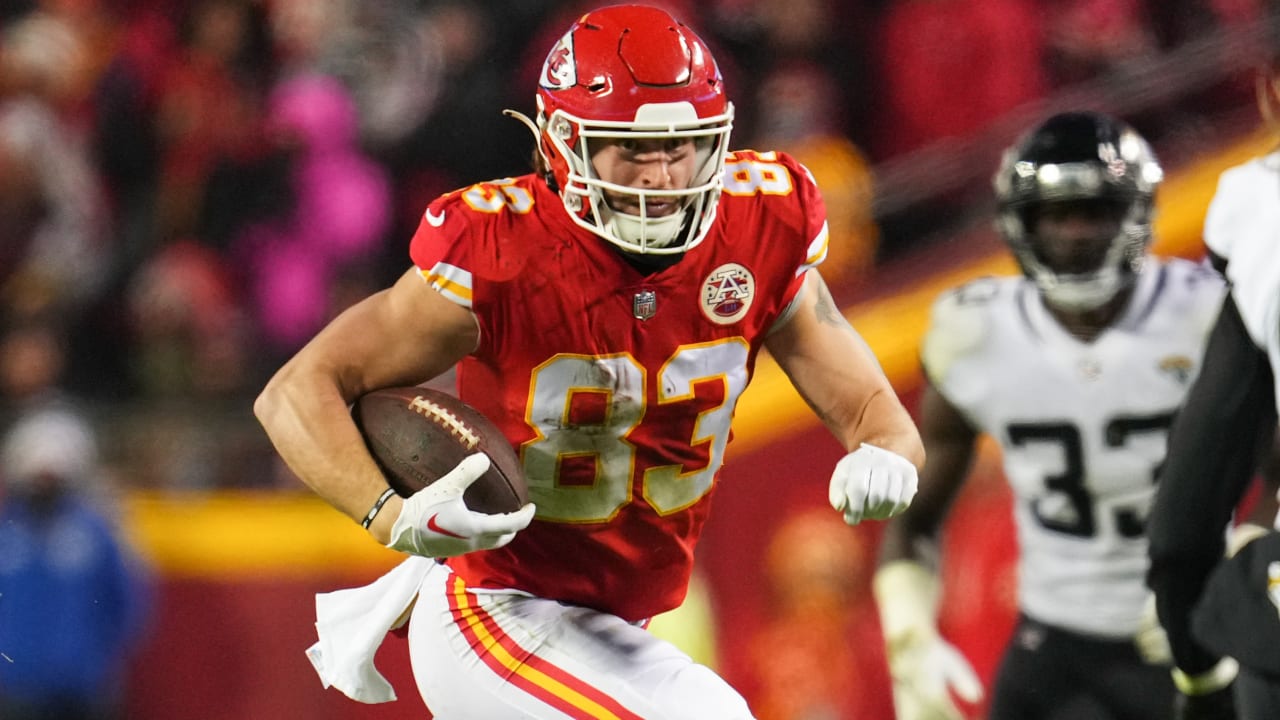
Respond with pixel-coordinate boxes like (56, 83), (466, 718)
(874, 111), (1226, 720)
(1148, 107), (1280, 717)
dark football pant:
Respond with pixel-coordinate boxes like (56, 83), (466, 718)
(1191, 531), (1280, 719)
(1236, 668), (1280, 720)
(989, 615), (1174, 720)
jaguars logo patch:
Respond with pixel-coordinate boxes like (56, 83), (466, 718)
(701, 263), (754, 325)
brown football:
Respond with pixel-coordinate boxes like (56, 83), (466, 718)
(351, 386), (528, 514)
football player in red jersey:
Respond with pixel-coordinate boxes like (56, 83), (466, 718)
(254, 5), (924, 717)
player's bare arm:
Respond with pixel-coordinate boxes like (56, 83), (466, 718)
(254, 269), (479, 542)
(765, 269), (925, 468)
(880, 381), (979, 564)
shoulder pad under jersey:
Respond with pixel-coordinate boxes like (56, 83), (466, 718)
(1162, 257), (1228, 342)
(920, 277), (1004, 384)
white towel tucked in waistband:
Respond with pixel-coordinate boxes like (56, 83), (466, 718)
(305, 555), (433, 703)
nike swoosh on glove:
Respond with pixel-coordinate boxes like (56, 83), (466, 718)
(387, 453), (536, 558)
(828, 442), (919, 525)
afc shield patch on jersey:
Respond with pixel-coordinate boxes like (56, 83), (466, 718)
(1158, 355), (1194, 385)
(701, 263), (754, 325)
(540, 32), (576, 90)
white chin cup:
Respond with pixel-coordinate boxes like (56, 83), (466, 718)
(603, 205), (687, 250)
(1040, 266), (1125, 312)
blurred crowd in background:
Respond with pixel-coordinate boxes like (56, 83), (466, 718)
(2, 2), (1278, 718)
(0, 0), (1274, 496)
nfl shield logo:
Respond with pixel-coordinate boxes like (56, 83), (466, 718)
(632, 290), (657, 320)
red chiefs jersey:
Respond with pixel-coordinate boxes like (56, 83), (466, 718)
(408, 150), (829, 621)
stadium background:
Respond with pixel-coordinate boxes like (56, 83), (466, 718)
(1, 1), (1277, 718)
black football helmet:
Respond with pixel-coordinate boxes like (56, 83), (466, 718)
(993, 112), (1163, 311)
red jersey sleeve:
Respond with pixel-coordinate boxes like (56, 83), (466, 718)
(408, 190), (477, 310)
(722, 149), (831, 321)
(786, 154), (832, 289)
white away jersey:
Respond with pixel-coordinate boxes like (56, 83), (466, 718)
(922, 259), (1225, 637)
(1204, 152), (1280, 420)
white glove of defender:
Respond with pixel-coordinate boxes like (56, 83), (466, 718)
(875, 561), (983, 720)
(829, 442), (919, 525)
(387, 453), (536, 558)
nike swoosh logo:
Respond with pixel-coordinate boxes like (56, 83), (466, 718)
(425, 209), (446, 227)
(427, 513), (465, 539)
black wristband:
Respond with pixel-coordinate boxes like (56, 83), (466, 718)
(361, 488), (398, 529)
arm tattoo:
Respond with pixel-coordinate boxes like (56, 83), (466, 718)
(812, 276), (847, 327)
(811, 404), (836, 428)
(812, 273), (885, 371)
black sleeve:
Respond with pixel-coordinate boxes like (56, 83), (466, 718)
(1147, 294), (1278, 674)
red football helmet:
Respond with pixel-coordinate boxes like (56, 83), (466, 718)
(524, 5), (734, 255)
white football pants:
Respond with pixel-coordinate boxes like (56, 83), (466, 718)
(407, 562), (755, 719)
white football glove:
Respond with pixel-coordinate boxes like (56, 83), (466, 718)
(874, 561), (983, 720)
(829, 442), (919, 525)
(387, 453), (536, 558)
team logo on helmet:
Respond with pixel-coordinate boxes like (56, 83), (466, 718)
(541, 33), (576, 90)
(701, 263), (754, 325)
